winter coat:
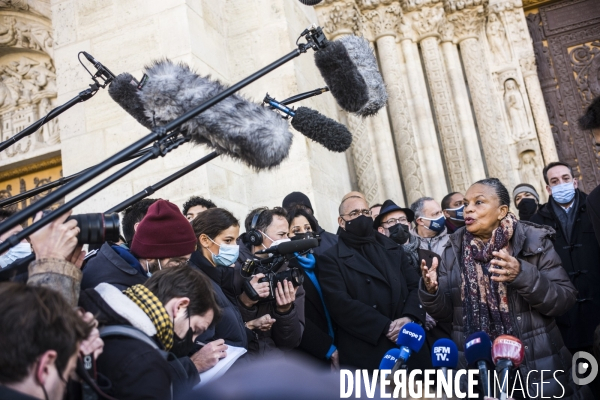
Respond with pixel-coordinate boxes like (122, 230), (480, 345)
(410, 226), (450, 258)
(189, 251), (249, 349)
(317, 233), (426, 370)
(79, 283), (198, 400)
(290, 257), (335, 365)
(530, 191), (600, 349)
(587, 184), (600, 246)
(81, 243), (146, 291)
(27, 258), (82, 307)
(419, 221), (592, 399)
(0, 386), (39, 400)
(313, 227), (338, 257)
(232, 239), (305, 358)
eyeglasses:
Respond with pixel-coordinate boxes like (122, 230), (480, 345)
(382, 217), (408, 227)
(340, 209), (372, 219)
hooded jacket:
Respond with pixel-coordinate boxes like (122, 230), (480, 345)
(419, 221), (592, 399)
(410, 226), (450, 258)
(81, 243), (146, 291)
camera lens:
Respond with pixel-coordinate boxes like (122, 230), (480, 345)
(67, 213), (121, 244)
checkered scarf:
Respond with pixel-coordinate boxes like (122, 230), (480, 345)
(123, 284), (174, 351)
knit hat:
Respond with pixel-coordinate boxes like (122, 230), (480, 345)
(130, 199), (197, 259)
(282, 191), (313, 213)
(512, 183), (540, 204)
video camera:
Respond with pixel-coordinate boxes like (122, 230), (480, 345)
(241, 233), (320, 302)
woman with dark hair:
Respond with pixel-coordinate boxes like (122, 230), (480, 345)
(189, 208), (272, 371)
(419, 178), (592, 398)
(286, 206), (339, 369)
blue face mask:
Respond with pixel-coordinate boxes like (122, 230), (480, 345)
(444, 205), (464, 222)
(208, 238), (239, 267)
(551, 182), (576, 204)
(421, 215), (446, 233)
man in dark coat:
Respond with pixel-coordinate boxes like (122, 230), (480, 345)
(282, 191), (338, 257)
(530, 162), (600, 380)
(588, 184), (600, 246)
(317, 193), (426, 370)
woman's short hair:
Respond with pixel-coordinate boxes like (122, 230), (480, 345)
(286, 206), (318, 232)
(473, 178), (510, 207)
(191, 207), (239, 240)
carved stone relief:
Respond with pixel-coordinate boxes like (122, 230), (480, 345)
(486, 13), (511, 63)
(518, 149), (547, 199)
(569, 40), (600, 105)
(318, 1), (364, 37)
(503, 78), (531, 140)
(0, 14), (53, 56)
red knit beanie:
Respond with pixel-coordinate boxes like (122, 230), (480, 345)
(130, 199), (197, 259)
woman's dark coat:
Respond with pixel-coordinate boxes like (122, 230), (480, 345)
(288, 257), (335, 365)
(189, 251), (250, 349)
(419, 221), (592, 399)
(530, 191), (600, 349)
(317, 233), (426, 370)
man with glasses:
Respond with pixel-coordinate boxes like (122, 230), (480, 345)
(409, 197), (450, 257)
(317, 193), (426, 370)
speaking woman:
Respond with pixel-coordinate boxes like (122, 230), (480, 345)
(419, 178), (592, 399)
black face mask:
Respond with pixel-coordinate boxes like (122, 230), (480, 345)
(343, 215), (375, 237)
(171, 317), (195, 358)
(517, 198), (538, 221)
(388, 223), (410, 244)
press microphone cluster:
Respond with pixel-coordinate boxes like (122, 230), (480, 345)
(82, 51), (116, 82)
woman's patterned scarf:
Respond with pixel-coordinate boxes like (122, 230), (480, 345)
(461, 213), (517, 340)
(123, 284), (174, 351)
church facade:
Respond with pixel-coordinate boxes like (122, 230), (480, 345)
(0, 0), (597, 231)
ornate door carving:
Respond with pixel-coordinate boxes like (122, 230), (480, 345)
(527, 0), (600, 191)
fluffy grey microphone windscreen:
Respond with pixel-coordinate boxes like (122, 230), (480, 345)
(314, 35), (388, 117)
(135, 60), (293, 170)
(291, 107), (352, 152)
(108, 73), (153, 130)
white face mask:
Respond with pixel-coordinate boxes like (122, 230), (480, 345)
(145, 259), (162, 277)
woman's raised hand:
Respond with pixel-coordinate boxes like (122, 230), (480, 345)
(420, 257), (439, 294)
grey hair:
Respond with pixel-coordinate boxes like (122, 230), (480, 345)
(410, 197), (435, 219)
(473, 178), (510, 206)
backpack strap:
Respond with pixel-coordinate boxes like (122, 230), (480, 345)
(99, 325), (169, 360)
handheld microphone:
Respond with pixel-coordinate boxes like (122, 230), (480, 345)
(379, 348), (402, 370)
(492, 335), (524, 400)
(109, 59), (293, 170)
(82, 52), (116, 81)
(465, 331), (493, 398)
(432, 338), (458, 400)
(314, 35), (388, 117)
(254, 238), (320, 256)
(394, 322), (426, 368)
(265, 97), (352, 152)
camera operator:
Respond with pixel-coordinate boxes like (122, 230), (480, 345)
(233, 207), (305, 358)
(81, 199), (195, 290)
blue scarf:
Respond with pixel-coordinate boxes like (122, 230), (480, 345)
(296, 253), (334, 340)
(112, 245), (146, 276)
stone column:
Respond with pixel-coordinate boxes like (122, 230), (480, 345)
(409, 4), (471, 193)
(446, 3), (511, 183)
(519, 56), (559, 164)
(316, 0), (384, 204)
(439, 19), (487, 182)
(363, 2), (426, 204)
